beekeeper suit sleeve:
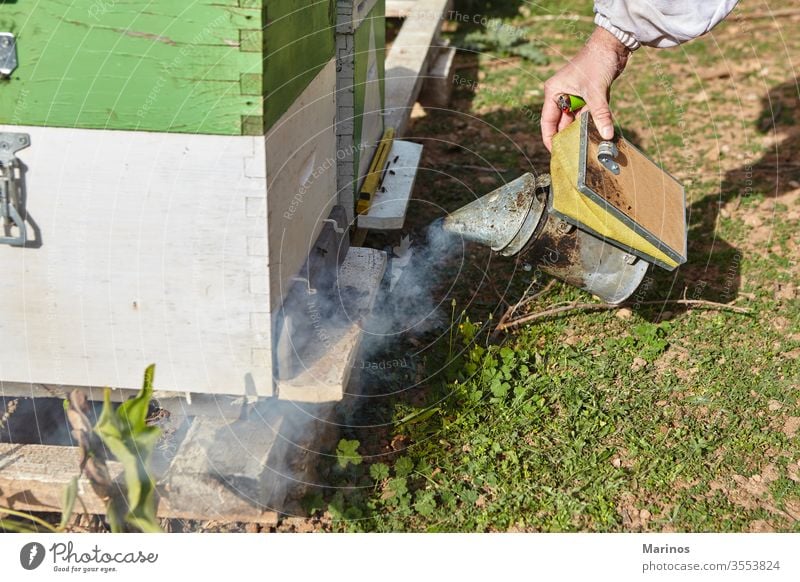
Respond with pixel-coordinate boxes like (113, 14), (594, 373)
(593, 0), (740, 50)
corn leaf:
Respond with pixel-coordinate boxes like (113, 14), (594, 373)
(94, 364), (161, 532)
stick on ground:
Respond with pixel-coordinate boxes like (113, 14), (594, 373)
(495, 298), (751, 332)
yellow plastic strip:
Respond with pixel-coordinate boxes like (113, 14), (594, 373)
(357, 127), (396, 215)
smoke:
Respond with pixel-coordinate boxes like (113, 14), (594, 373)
(360, 220), (462, 354)
(246, 219), (464, 512)
(274, 217), (462, 382)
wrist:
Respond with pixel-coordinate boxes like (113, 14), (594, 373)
(586, 26), (631, 74)
(592, 15), (639, 52)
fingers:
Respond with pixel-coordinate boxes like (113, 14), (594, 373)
(584, 91), (615, 140)
(557, 110), (575, 132)
(540, 98), (562, 152)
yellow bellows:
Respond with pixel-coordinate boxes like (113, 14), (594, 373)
(549, 121), (679, 269)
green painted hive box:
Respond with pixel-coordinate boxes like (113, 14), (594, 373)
(0, 0), (337, 135)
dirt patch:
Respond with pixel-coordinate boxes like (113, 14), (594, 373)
(654, 344), (693, 381)
(276, 516), (326, 533)
(749, 519), (776, 532)
(785, 500), (800, 520)
(775, 282), (798, 302)
(782, 417), (800, 438)
(618, 494), (652, 531)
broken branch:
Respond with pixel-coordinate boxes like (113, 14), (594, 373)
(495, 298), (751, 332)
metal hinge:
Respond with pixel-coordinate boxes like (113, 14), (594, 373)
(0, 33), (17, 77)
(0, 132), (31, 246)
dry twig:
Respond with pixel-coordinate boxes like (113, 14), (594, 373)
(66, 391), (115, 505)
(495, 279), (556, 331)
(448, 163), (509, 173)
(495, 298), (751, 332)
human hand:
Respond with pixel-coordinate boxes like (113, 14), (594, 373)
(541, 26), (631, 152)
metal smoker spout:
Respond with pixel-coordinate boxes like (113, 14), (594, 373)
(441, 173), (650, 304)
(442, 173), (547, 256)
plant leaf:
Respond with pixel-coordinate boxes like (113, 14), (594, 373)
(369, 463), (390, 481)
(336, 439), (362, 468)
(59, 476), (79, 531)
(395, 456), (414, 478)
(93, 365), (162, 533)
(0, 519), (41, 533)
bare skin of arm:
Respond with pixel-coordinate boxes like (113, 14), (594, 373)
(540, 27), (631, 152)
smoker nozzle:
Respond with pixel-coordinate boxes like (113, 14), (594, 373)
(442, 173), (649, 304)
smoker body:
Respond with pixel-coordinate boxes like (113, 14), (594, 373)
(443, 116), (686, 304)
(442, 173), (649, 304)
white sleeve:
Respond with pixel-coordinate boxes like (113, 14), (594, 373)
(593, 0), (740, 50)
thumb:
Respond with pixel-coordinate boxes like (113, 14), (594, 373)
(585, 92), (615, 140)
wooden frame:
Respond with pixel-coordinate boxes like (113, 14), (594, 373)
(384, 0), (452, 134)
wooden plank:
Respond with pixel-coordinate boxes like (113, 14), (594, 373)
(0, 125), (271, 397)
(353, 3), (387, 187)
(582, 116), (687, 263)
(386, 0), (418, 18)
(336, 1), (386, 223)
(384, 0), (451, 135)
(358, 139), (423, 230)
(0, 0), (338, 135)
(419, 45), (456, 108)
(264, 0), (337, 133)
(265, 58), (339, 311)
(277, 247), (387, 402)
(0, 441), (279, 525)
(0, 443), (121, 516)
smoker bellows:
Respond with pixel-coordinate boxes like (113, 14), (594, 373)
(443, 117), (688, 304)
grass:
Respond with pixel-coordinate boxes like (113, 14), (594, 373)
(310, 0), (800, 532)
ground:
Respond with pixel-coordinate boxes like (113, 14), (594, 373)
(310, 0), (800, 532)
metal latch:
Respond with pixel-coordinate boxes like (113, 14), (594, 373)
(0, 33), (17, 77)
(597, 141), (620, 175)
(0, 133), (31, 246)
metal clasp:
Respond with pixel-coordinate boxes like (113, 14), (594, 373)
(597, 141), (620, 175)
(0, 33), (18, 77)
(0, 132), (31, 246)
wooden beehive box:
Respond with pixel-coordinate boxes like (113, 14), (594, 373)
(0, 1), (351, 399)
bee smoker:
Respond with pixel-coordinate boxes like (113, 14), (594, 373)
(441, 173), (650, 304)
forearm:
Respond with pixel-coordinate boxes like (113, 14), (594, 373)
(582, 26), (631, 73)
(594, 0), (740, 49)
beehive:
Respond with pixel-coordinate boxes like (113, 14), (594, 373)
(0, 1), (355, 398)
